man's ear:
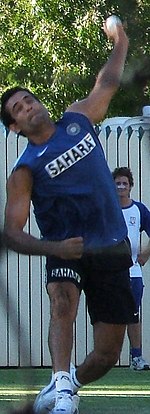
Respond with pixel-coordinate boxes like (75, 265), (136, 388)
(9, 122), (21, 134)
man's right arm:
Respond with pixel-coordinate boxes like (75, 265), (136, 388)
(67, 20), (129, 124)
(4, 168), (83, 259)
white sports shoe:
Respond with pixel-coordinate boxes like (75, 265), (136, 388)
(51, 392), (73, 414)
(72, 394), (80, 414)
(130, 356), (150, 371)
(34, 367), (80, 413)
(34, 374), (55, 413)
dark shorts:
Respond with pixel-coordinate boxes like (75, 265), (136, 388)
(130, 277), (144, 312)
(45, 249), (138, 326)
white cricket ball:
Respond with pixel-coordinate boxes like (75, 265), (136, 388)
(105, 15), (122, 34)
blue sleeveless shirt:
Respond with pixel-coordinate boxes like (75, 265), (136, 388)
(14, 112), (127, 251)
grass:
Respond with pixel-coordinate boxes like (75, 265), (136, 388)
(0, 367), (150, 413)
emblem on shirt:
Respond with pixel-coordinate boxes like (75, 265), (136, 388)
(66, 123), (81, 136)
(129, 216), (136, 225)
(45, 133), (96, 178)
(37, 146), (48, 157)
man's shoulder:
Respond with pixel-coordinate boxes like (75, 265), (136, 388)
(133, 200), (149, 212)
(59, 111), (92, 127)
(13, 142), (35, 172)
(132, 200), (150, 227)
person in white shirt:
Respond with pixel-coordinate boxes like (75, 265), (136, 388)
(113, 166), (150, 370)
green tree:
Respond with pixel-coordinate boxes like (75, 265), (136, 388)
(0, 0), (150, 119)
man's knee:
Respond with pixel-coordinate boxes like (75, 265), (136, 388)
(92, 348), (119, 370)
(47, 282), (79, 320)
(93, 322), (125, 370)
(51, 291), (71, 318)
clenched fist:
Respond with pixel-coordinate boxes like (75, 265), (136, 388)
(57, 237), (84, 260)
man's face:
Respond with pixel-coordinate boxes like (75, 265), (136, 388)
(114, 175), (131, 199)
(6, 91), (49, 135)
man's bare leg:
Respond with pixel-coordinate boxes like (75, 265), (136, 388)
(127, 322), (141, 349)
(75, 321), (126, 385)
(47, 281), (80, 372)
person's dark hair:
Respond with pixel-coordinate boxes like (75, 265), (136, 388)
(112, 167), (134, 187)
(0, 86), (38, 128)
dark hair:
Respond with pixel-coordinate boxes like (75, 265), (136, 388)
(0, 86), (38, 128)
(112, 167), (134, 187)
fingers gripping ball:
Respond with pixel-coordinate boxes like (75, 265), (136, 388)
(105, 15), (122, 35)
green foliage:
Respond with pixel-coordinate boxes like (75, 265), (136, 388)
(0, 0), (150, 119)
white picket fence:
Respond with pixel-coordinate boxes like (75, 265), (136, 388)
(0, 116), (150, 367)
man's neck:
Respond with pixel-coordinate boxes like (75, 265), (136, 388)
(28, 121), (56, 145)
(119, 197), (132, 208)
